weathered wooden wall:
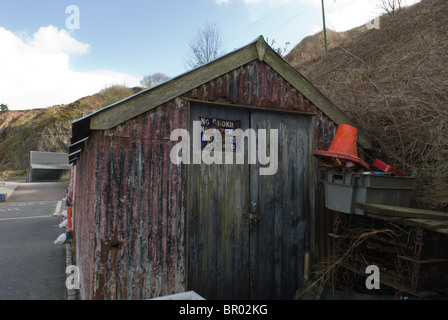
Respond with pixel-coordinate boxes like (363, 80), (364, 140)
(73, 59), (345, 299)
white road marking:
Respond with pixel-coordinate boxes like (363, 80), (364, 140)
(0, 215), (54, 221)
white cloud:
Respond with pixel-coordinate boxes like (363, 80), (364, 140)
(322, 0), (381, 31)
(0, 26), (141, 110)
(215, 0), (231, 4)
(32, 26), (90, 54)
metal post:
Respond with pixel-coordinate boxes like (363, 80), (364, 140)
(321, 0), (328, 56)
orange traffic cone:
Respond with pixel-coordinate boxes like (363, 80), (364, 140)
(313, 124), (369, 169)
(67, 206), (72, 231)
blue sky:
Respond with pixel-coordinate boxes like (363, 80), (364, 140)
(0, 0), (420, 110)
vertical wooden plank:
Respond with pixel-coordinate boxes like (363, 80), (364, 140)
(206, 112), (218, 299)
(188, 103), (215, 299)
(277, 115), (289, 299)
(250, 113), (277, 299)
(274, 115), (284, 299)
(187, 103), (250, 299)
(196, 104), (215, 298)
(290, 123), (302, 297)
(218, 106), (250, 299)
(249, 111), (260, 300)
(186, 158), (200, 295)
(250, 111), (312, 299)
(212, 103), (227, 299)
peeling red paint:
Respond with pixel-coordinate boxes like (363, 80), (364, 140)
(74, 101), (187, 299)
(184, 61), (316, 114)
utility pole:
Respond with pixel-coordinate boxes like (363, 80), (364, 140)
(321, 0), (328, 56)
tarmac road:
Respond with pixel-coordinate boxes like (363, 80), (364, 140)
(0, 181), (68, 300)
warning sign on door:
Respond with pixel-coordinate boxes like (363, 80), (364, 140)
(199, 116), (242, 151)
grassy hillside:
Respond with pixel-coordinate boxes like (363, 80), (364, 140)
(0, 85), (142, 174)
(285, 0), (448, 210)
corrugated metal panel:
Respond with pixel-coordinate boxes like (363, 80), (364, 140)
(313, 111), (337, 265)
(74, 99), (187, 299)
(73, 135), (97, 299)
(185, 61), (317, 114)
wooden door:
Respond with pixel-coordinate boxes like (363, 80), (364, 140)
(249, 111), (312, 300)
(187, 102), (312, 300)
(187, 103), (251, 300)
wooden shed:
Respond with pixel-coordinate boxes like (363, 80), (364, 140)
(69, 36), (373, 300)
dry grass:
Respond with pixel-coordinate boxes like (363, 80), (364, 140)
(295, 212), (418, 299)
(286, 0), (448, 211)
(295, 228), (398, 299)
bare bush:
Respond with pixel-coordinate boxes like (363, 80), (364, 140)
(380, 0), (402, 16)
(184, 21), (225, 69)
(140, 72), (170, 88)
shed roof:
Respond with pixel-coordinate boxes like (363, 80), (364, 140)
(69, 36), (373, 163)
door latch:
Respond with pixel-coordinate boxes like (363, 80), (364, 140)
(248, 213), (261, 223)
